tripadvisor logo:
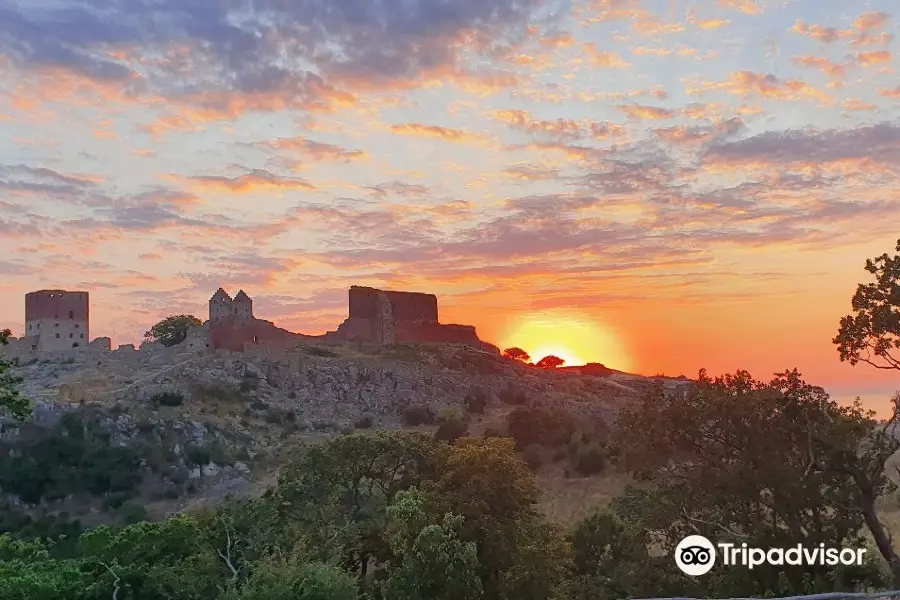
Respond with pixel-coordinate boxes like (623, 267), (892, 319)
(674, 535), (867, 576)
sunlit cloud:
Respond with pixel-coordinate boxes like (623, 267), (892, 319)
(1, 0), (899, 405)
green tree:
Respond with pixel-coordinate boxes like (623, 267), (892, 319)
(534, 355), (564, 369)
(144, 314), (203, 347)
(834, 238), (900, 371)
(612, 369), (888, 595)
(0, 328), (28, 420)
(505, 406), (576, 449)
(75, 516), (225, 599)
(502, 348), (530, 362)
(381, 488), (482, 600)
(272, 432), (439, 581)
(422, 436), (569, 600)
(226, 558), (357, 600)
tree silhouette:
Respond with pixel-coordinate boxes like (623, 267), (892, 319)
(503, 347), (531, 362)
(834, 238), (900, 371)
(535, 355), (565, 369)
(144, 315), (203, 347)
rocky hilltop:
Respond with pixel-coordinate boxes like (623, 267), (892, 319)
(1, 340), (689, 527)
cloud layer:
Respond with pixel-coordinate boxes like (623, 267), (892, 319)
(2, 0), (900, 401)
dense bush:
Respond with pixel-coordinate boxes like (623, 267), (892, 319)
(506, 406), (577, 450)
(570, 442), (606, 476)
(0, 413), (142, 505)
(522, 444), (543, 470)
(498, 383), (529, 405)
(463, 388), (487, 413)
(354, 414), (374, 429)
(151, 391), (184, 407)
(482, 427), (504, 438)
(402, 404), (436, 426)
(434, 418), (468, 443)
(438, 406), (465, 423)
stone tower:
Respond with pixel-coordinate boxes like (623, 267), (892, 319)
(25, 289), (90, 350)
(209, 288), (233, 321)
(233, 290), (253, 320)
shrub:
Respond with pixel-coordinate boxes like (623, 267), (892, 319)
(403, 404), (436, 426)
(185, 444), (212, 466)
(0, 413), (142, 505)
(434, 418), (468, 443)
(522, 444), (543, 471)
(305, 346), (338, 357)
(103, 491), (131, 510)
(438, 406), (464, 423)
(151, 391), (184, 407)
(239, 377), (259, 393)
(354, 415), (374, 429)
(265, 408), (285, 424)
(117, 501), (148, 525)
(571, 442), (606, 476)
(506, 406), (576, 449)
(483, 427), (504, 438)
(463, 388), (488, 414)
(498, 383), (528, 405)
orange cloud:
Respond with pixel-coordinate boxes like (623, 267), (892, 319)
(257, 136), (367, 161)
(790, 20), (852, 44)
(690, 71), (831, 103)
(489, 109), (627, 140)
(617, 104), (674, 120)
(581, 43), (630, 68)
(539, 32), (576, 48)
(718, 0), (761, 15)
(388, 123), (484, 143)
(175, 169), (317, 193)
(856, 50), (891, 66)
(632, 15), (685, 35)
(849, 32), (894, 47)
(842, 98), (875, 111)
(687, 8), (729, 29)
(854, 11), (890, 31)
(792, 55), (849, 78)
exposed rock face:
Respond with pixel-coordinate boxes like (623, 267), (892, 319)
(8, 343), (631, 433)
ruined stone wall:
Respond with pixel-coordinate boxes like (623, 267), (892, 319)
(348, 286), (438, 323)
(183, 325), (209, 350)
(348, 286), (379, 319)
(384, 290), (437, 322)
(376, 291), (395, 344)
(208, 318), (306, 351)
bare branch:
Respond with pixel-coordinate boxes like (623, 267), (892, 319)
(99, 562), (121, 600)
(217, 517), (239, 581)
(681, 507), (748, 539)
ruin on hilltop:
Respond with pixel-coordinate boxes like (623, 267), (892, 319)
(0, 285), (499, 361)
(206, 285), (498, 353)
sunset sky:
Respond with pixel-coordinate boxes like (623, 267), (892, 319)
(1, 0), (899, 411)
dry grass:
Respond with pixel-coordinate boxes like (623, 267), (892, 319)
(537, 466), (633, 525)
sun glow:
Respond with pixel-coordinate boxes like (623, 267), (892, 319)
(501, 312), (631, 371)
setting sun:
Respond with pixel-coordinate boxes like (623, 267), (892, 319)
(501, 312), (632, 371)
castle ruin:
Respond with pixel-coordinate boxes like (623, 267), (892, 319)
(203, 285), (496, 352)
(0, 285), (497, 359)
